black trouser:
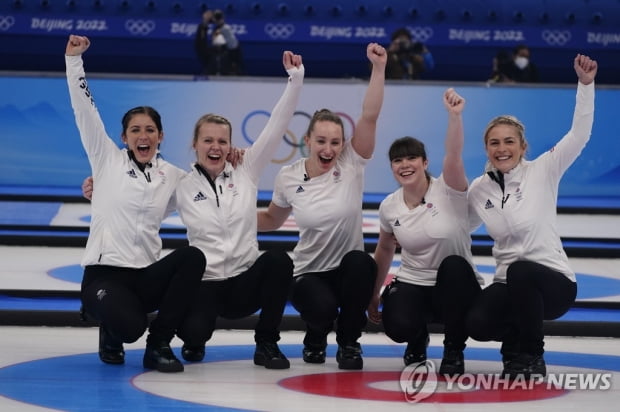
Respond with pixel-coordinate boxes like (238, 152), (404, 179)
(81, 246), (206, 345)
(177, 250), (293, 345)
(291, 250), (377, 347)
(466, 260), (577, 356)
(381, 255), (481, 351)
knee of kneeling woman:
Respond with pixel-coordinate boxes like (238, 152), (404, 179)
(341, 250), (377, 277)
(437, 255), (471, 280)
(186, 246), (207, 273)
(262, 250), (294, 273)
(464, 313), (489, 342)
(506, 260), (532, 284)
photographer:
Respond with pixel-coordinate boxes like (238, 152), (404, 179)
(194, 9), (244, 76)
(385, 27), (434, 80)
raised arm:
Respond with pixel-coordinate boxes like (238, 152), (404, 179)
(549, 54), (597, 176)
(574, 54), (597, 86)
(442, 88), (468, 192)
(65, 35), (117, 167)
(66, 34), (90, 56)
(257, 202), (292, 232)
(243, 51), (304, 176)
(350, 43), (387, 159)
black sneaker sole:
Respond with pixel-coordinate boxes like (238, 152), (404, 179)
(253, 354), (290, 369)
(99, 352), (125, 365)
(143, 357), (184, 373)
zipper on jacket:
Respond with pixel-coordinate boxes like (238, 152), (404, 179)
(195, 164), (221, 207)
(487, 171), (510, 209)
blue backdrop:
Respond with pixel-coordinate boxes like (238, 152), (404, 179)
(1, 74), (618, 199)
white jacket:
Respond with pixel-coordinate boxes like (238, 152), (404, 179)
(66, 55), (186, 268)
(176, 64), (304, 280)
(468, 81), (595, 282)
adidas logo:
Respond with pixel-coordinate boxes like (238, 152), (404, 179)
(296, 186), (305, 193)
(394, 219), (400, 227)
(193, 191), (207, 202)
(126, 169), (137, 178)
(484, 199), (494, 209)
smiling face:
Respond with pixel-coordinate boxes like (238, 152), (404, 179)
(121, 108), (163, 165)
(304, 119), (344, 176)
(388, 136), (429, 188)
(193, 116), (231, 179)
(484, 118), (527, 173)
(391, 155), (428, 187)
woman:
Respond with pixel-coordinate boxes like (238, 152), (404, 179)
(466, 54), (598, 379)
(369, 89), (483, 376)
(66, 35), (206, 373)
(174, 51), (304, 369)
(257, 43), (386, 370)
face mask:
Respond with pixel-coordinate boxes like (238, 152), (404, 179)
(515, 56), (529, 70)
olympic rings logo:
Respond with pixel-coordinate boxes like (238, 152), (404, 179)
(125, 19), (155, 36)
(407, 26), (433, 43)
(264, 23), (295, 40)
(541, 30), (571, 46)
(241, 110), (355, 164)
(0, 16), (15, 31)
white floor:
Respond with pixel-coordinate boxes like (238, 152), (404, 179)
(0, 328), (618, 411)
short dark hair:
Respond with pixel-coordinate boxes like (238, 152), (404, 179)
(388, 136), (427, 162)
(121, 106), (162, 134)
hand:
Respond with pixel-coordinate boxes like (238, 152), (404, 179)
(226, 147), (246, 168)
(367, 42), (387, 68)
(574, 54), (598, 85)
(443, 87), (465, 114)
(66, 35), (90, 56)
(367, 294), (382, 324)
(82, 176), (93, 201)
(282, 50), (303, 70)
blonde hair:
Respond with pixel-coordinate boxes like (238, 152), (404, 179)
(192, 113), (232, 146)
(483, 115), (527, 151)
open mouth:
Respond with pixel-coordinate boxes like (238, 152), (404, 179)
(137, 144), (150, 156)
(319, 155), (332, 165)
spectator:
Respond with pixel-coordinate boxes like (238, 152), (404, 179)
(385, 28), (434, 80)
(194, 9), (244, 76)
(488, 50), (515, 83)
(509, 45), (538, 83)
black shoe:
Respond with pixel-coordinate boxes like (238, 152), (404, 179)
(253, 341), (290, 369)
(502, 351), (519, 370)
(336, 343), (363, 370)
(98, 325), (124, 365)
(302, 343), (327, 364)
(439, 348), (464, 376)
(503, 353), (546, 380)
(500, 340), (519, 370)
(143, 342), (184, 373)
(181, 344), (205, 362)
(403, 334), (430, 366)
